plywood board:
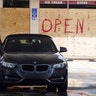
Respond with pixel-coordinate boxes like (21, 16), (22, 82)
(1, 8), (30, 41)
(0, 8), (96, 59)
(39, 9), (96, 58)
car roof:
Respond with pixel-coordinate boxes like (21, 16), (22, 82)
(5, 34), (52, 39)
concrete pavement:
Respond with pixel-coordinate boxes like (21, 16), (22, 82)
(68, 60), (96, 95)
(68, 60), (96, 73)
(68, 60), (96, 88)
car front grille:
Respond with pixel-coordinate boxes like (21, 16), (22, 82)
(22, 65), (34, 71)
(21, 64), (49, 72)
(36, 65), (48, 72)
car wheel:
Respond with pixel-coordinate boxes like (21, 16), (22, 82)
(47, 85), (56, 92)
(58, 78), (68, 92)
(58, 84), (67, 92)
(0, 83), (7, 91)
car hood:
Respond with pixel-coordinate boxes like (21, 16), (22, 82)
(3, 52), (65, 64)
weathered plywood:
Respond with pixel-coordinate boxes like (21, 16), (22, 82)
(1, 8), (96, 59)
(1, 8), (30, 41)
(39, 9), (96, 58)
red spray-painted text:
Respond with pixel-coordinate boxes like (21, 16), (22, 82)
(42, 18), (84, 34)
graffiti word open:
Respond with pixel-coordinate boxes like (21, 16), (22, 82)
(42, 18), (84, 34)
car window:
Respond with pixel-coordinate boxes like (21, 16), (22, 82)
(4, 37), (58, 52)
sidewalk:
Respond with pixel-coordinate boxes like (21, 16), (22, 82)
(68, 60), (96, 88)
(68, 60), (96, 73)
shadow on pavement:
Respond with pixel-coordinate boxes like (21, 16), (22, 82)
(0, 91), (67, 96)
(0, 87), (67, 96)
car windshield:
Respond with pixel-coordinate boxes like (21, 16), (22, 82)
(4, 36), (58, 53)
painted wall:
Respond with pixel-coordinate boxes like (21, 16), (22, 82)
(0, 8), (96, 59)
(30, 0), (39, 34)
(0, 0), (3, 8)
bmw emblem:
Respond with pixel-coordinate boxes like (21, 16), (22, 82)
(34, 61), (37, 64)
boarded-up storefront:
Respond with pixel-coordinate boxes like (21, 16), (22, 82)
(39, 9), (96, 59)
(0, 0), (96, 60)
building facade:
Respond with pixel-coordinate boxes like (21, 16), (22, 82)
(0, 0), (96, 60)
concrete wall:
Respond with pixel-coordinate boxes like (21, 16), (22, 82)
(0, 8), (96, 59)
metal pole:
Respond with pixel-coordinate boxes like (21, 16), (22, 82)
(67, 0), (69, 9)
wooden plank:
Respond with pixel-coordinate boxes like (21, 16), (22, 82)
(1, 8), (30, 41)
(39, 9), (96, 58)
(1, 8), (96, 59)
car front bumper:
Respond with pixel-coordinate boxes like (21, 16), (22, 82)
(0, 64), (68, 86)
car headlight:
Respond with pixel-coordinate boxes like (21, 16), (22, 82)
(2, 61), (16, 68)
(53, 62), (68, 69)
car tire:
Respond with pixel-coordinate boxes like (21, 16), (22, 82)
(47, 85), (56, 92)
(0, 83), (7, 91)
(58, 78), (68, 92)
(58, 85), (67, 92)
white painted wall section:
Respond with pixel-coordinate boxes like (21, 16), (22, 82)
(30, 0), (39, 34)
(0, 0), (3, 8)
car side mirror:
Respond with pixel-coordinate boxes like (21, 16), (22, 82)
(60, 47), (67, 52)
